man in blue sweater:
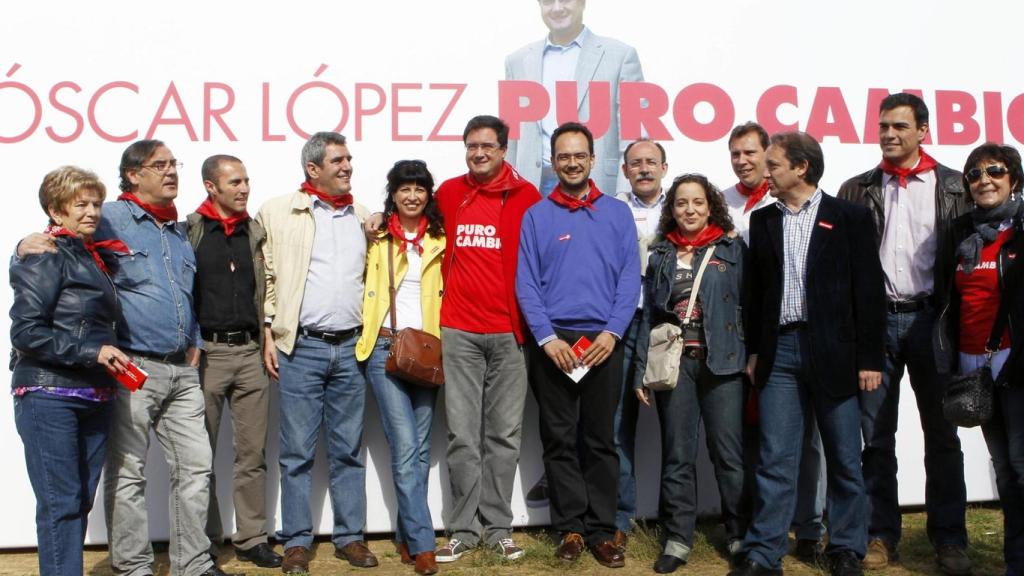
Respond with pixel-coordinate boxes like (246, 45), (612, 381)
(517, 122), (640, 569)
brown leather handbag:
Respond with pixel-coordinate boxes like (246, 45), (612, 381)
(383, 238), (444, 388)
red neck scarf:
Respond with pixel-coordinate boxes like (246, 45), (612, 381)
(463, 161), (520, 199)
(736, 180), (770, 213)
(196, 197), (248, 237)
(118, 192), (178, 222)
(386, 212), (428, 255)
(45, 225), (129, 275)
(879, 148), (938, 188)
(301, 181), (353, 210)
(548, 180), (602, 211)
(666, 224), (725, 249)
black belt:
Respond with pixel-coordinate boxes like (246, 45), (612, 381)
(780, 321), (808, 331)
(887, 297), (930, 314)
(299, 326), (361, 344)
(683, 346), (706, 360)
(201, 329), (258, 346)
(128, 350), (187, 364)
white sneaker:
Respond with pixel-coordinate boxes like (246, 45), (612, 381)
(435, 538), (471, 563)
(496, 537), (525, 561)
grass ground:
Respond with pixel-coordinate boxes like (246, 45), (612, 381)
(0, 506), (1006, 575)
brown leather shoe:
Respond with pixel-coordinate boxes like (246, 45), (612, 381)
(414, 551), (438, 575)
(335, 541), (379, 568)
(555, 532), (585, 562)
(613, 530), (629, 552)
(395, 542), (413, 565)
(863, 538), (898, 570)
(592, 540), (626, 568)
(281, 546), (309, 574)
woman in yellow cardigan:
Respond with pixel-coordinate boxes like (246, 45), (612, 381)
(355, 160), (444, 575)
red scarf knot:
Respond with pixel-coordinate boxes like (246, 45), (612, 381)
(386, 213), (428, 255)
(196, 197), (249, 237)
(879, 148), (938, 189)
(736, 180), (770, 213)
(45, 225), (129, 275)
(118, 192), (178, 222)
(666, 224), (725, 249)
(548, 180), (603, 211)
(301, 182), (353, 210)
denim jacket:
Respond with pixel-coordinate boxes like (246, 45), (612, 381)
(633, 234), (746, 388)
(94, 200), (201, 356)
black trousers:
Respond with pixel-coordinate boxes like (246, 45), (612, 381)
(529, 328), (622, 546)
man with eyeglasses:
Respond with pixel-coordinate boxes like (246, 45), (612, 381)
(185, 156), (282, 569)
(432, 115), (540, 563)
(255, 132), (375, 574)
(838, 93), (972, 575)
(18, 140), (231, 576)
(517, 122), (639, 568)
(506, 0), (644, 197)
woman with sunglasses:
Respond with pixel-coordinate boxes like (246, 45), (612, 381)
(355, 160), (444, 575)
(11, 166), (129, 576)
(938, 143), (1024, 575)
(634, 174), (747, 573)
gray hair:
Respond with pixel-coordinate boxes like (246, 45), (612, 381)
(301, 132), (347, 178)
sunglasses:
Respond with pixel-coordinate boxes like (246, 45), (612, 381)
(965, 165), (1009, 183)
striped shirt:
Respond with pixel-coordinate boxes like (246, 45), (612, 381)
(777, 188), (823, 325)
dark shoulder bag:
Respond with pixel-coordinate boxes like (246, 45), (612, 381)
(942, 285), (1011, 428)
(383, 238), (445, 388)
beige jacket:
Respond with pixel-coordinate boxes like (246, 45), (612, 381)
(255, 190), (369, 355)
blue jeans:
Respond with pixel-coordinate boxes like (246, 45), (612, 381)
(277, 333), (367, 550)
(613, 311), (642, 533)
(744, 328), (867, 569)
(15, 392), (111, 576)
(860, 308), (966, 548)
(366, 338), (438, 555)
(982, 383), (1024, 574)
(655, 355), (745, 548)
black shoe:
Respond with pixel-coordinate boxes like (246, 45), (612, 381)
(653, 554), (685, 573)
(199, 566), (244, 576)
(935, 544), (972, 576)
(727, 558), (783, 576)
(235, 543), (283, 568)
(794, 538), (824, 563)
(829, 551), (864, 576)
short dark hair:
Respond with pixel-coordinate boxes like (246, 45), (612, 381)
(728, 122), (769, 150)
(623, 138), (666, 164)
(118, 139), (165, 192)
(769, 132), (824, 187)
(657, 173), (734, 238)
(551, 122), (594, 156)
(381, 160), (444, 237)
(201, 154), (243, 183)
(463, 115), (509, 148)
(962, 142), (1024, 195)
(880, 93), (929, 128)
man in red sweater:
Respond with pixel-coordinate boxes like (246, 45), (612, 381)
(433, 115), (541, 563)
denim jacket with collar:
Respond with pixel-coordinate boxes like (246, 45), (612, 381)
(633, 234), (747, 388)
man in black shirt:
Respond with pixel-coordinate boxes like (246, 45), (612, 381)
(186, 155), (281, 569)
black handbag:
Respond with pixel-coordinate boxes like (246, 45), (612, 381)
(942, 286), (1011, 428)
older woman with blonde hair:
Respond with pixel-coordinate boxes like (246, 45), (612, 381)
(11, 166), (129, 576)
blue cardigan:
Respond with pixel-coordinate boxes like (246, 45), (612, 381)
(516, 194), (641, 344)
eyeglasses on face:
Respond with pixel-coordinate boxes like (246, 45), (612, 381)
(140, 160), (183, 173)
(965, 165), (1009, 183)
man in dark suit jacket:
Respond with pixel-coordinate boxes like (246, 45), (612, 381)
(731, 132), (886, 576)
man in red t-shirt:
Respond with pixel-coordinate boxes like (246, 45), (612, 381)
(433, 115), (541, 563)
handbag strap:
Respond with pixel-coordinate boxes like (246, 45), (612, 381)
(682, 245), (716, 326)
(387, 237), (398, 332)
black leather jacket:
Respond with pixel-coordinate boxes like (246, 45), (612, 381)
(838, 163), (970, 310)
(935, 206), (1024, 387)
(9, 236), (120, 389)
